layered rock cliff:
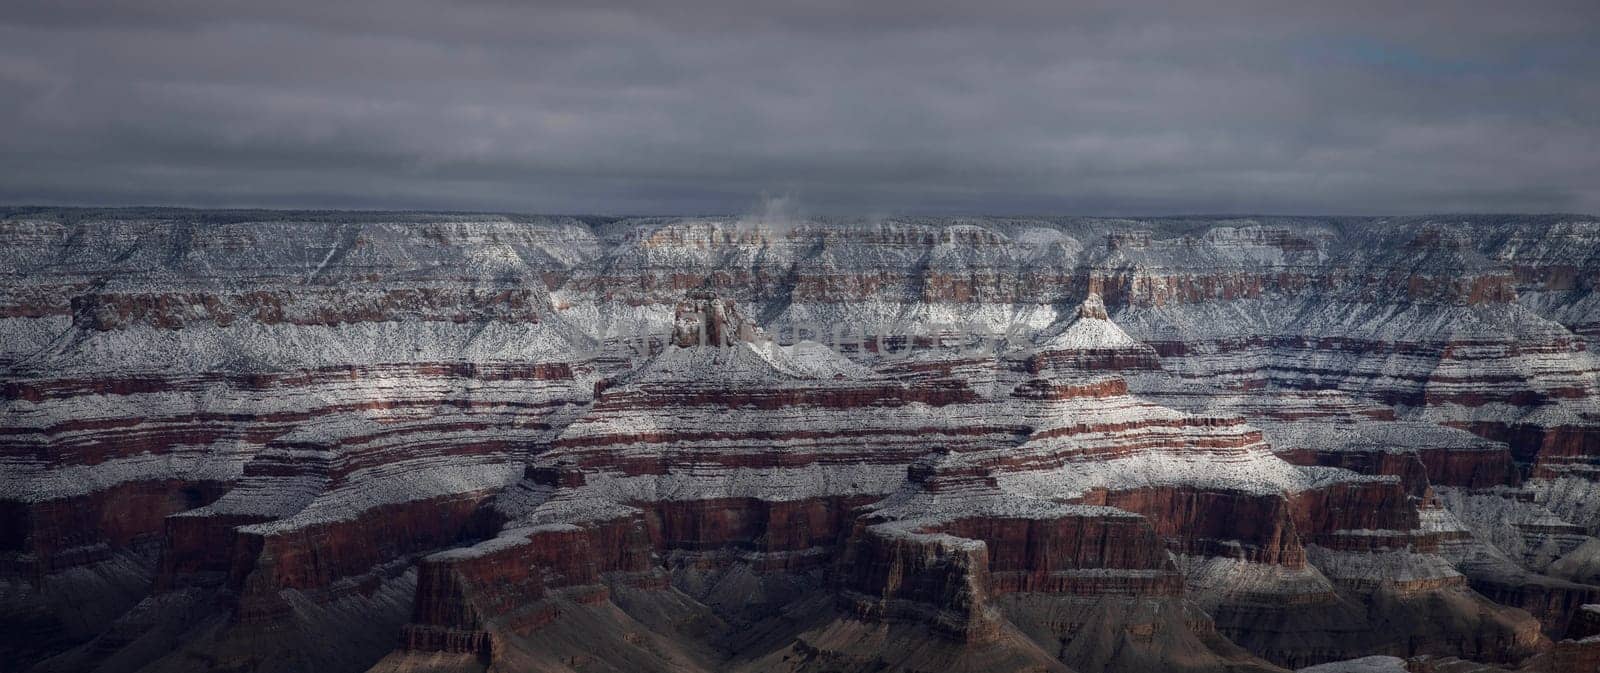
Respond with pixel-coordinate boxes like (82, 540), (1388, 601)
(2, 209), (1598, 673)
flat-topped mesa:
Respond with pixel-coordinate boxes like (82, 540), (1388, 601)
(828, 455), (1270, 672)
(671, 288), (760, 348)
(1029, 293), (1161, 372)
(1541, 604), (1600, 673)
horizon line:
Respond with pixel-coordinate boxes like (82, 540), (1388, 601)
(2, 204), (1596, 222)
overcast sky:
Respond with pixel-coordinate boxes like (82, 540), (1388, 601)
(0, 1), (1596, 216)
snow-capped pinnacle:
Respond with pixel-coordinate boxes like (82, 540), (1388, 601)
(1042, 293), (1141, 351)
(671, 288), (761, 348)
(621, 287), (876, 385)
(1078, 292), (1110, 320)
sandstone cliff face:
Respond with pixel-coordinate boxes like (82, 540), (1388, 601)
(3, 210), (1600, 673)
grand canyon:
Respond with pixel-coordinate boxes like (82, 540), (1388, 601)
(3, 209), (1600, 673)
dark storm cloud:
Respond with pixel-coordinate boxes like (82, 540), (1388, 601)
(0, 1), (1596, 215)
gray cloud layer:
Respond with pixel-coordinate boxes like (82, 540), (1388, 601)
(1, 1), (1596, 215)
